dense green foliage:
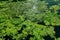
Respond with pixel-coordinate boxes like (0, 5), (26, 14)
(0, 0), (60, 40)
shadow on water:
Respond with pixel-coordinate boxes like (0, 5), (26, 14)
(57, 9), (60, 15)
(43, 35), (54, 40)
(54, 26), (60, 38)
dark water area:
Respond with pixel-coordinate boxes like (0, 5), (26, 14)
(57, 9), (60, 15)
(3, 35), (12, 40)
(43, 35), (54, 40)
(20, 34), (34, 40)
(24, 34), (34, 40)
(54, 26), (60, 38)
(37, 21), (46, 25)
